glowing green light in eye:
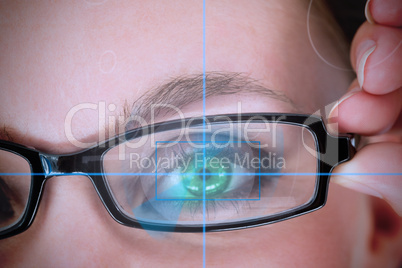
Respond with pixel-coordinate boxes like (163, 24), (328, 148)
(182, 161), (231, 198)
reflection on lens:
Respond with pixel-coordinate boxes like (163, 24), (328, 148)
(103, 123), (318, 227)
(0, 150), (31, 230)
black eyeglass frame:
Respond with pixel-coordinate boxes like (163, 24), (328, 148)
(0, 113), (355, 239)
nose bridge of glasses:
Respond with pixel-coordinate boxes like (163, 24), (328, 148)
(40, 151), (97, 177)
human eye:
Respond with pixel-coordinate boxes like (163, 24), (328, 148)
(154, 140), (278, 201)
(0, 175), (31, 229)
(0, 150), (32, 229)
(123, 134), (283, 224)
(0, 177), (15, 222)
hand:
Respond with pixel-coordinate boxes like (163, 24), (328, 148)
(328, 0), (402, 215)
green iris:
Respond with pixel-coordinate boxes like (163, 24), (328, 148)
(181, 160), (231, 198)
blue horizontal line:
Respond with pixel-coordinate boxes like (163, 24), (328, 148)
(0, 173), (401, 176)
(155, 141), (260, 143)
(155, 198), (261, 201)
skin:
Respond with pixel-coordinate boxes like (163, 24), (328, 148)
(0, 0), (401, 267)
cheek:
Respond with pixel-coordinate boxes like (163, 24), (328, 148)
(204, 183), (370, 268)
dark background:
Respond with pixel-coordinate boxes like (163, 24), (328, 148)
(326, 0), (367, 43)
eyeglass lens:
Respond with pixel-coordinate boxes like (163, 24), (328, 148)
(103, 122), (318, 227)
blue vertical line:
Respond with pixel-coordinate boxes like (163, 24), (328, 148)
(258, 141), (261, 199)
(202, 0), (206, 267)
(155, 142), (158, 200)
(202, 0), (206, 268)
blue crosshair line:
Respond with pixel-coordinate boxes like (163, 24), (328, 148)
(111, 173), (396, 176)
(202, 0), (207, 266)
(1, 173), (401, 176)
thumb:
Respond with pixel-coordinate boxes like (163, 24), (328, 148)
(331, 142), (402, 216)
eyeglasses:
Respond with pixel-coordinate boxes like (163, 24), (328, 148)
(0, 113), (354, 239)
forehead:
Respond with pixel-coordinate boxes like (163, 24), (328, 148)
(0, 0), (351, 151)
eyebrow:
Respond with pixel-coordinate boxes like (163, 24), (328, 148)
(0, 72), (297, 143)
(123, 72), (296, 129)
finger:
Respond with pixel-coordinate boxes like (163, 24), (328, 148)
(366, 0), (402, 26)
(328, 81), (402, 135)
(359, 113), (402, 147)
(331, 142), (402, 216)
(350, 23), (402, 94)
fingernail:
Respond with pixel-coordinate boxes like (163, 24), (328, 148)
(328, 87), (361, 118)
(357, 40), (376, 89)
(365, 0), (375, 24)
(332, 177), (383, 199)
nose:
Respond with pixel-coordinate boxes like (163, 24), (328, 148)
(1, 176), (139, 266)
